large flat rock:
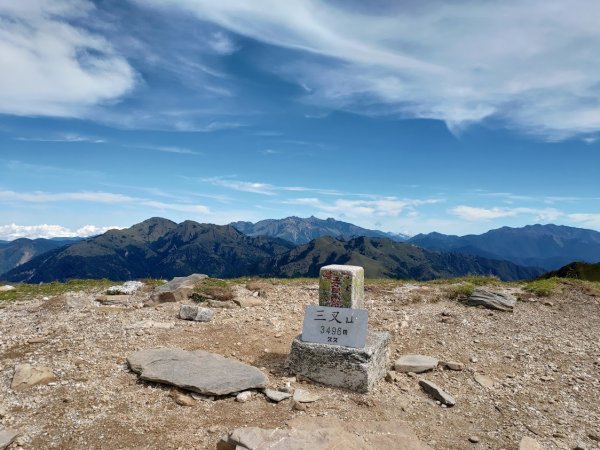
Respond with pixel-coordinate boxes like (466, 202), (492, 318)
(127, 348), (267, 396)
(217, 417), (431, 449)
(466, 288), (516, 311)
(146, 274), (207, 305)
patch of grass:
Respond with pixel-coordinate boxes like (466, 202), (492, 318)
(444, 282), (476, 300)
(428, 275), (500, 287)
(523, 278), (560, 297)
(0, 279), (114, 303)
(192, 278), (234, 302)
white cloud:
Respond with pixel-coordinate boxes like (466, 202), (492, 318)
(285, 197), (441, 219)
(0, 0), (136, 117)
(207, 31), (238, 55)
(0, 223), (121, 240)
(0, 190), (210, 214)
(15, 133), (106, 143)
(568, 213), (600, 229)
(451, 205), (562, 221)
(137, 0), (600, 139)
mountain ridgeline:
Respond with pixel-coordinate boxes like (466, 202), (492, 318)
(230, 216), (409, 244)
(408, 224), (600, 271)
(2, 217), (543, 283)
(0, 237), (78, 275)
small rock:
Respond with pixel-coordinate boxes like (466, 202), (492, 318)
(542, 301), (554, 307)
(394, 355), (438, 373)
(236, 391), (253, 402)
(96, 294), (130, 306)
(264, 389), (292, 402)
(293, 389), (320, 403)
(419, 380), (456, 406)
(470, 356), (478, 363)
(125, 320), (174, 330)
(179, 304), (214, 322)
(11, 364), (56, 390)
(469, 436), (480, 443)
(0, 429), (19, 450)
(385, 371), (400, 382)
(234, 297), (263, 307)
(588, 433), (600, 442)
(442, 361), (464, 371)
(291, 400), (307, 411)
(474, 374), (495, 388)
(519, 436), (544, 450)
(540, 375), (554, 382)
(171, 390), (197, 407)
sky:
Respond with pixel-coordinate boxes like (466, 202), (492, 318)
(1, 0), (600, 240)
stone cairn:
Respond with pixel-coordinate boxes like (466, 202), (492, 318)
(287, 264), (390, 393)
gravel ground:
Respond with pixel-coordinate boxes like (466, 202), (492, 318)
(1, 279), (599, 449)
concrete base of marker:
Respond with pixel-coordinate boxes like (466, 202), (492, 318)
(286, 331), (390, 393)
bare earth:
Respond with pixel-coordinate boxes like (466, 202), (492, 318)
(1, 280), (599, 449)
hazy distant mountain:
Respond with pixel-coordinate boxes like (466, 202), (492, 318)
(2, 217), (542, 283)
(540, 261), (600, 282)
(231, 216), (409, 244)
(3, 218), (294, 283)
(409, 224), (600, 270)
(0, 237), (78, 275)
(271, 236), (543, 281)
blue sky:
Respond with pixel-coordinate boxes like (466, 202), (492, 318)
(1, 0), (600, 240)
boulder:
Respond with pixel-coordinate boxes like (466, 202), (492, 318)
(419, 379), (456, 406)
(0, 429), (19, 450)
(395, 355), (439, 373)
(127, 348), (268, 396)
(466, 288), (516, 311)
(0, 285), (15, 292)
(11, 364), (56, 390)
(217, 417), (431, 450)
(179, 304), (213, 322)
(146, 274), (207, 306)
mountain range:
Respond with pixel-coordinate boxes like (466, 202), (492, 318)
(2, 217), (542, 283)
(408, 224), (600, 270)
(230, 216), (409, 244)
(0, 237), (78, 275)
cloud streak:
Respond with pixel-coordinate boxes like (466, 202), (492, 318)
(138, 0), (600, 139)
(0, 190), (210, 214)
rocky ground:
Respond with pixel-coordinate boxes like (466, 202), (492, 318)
(1, 278), (599, 449)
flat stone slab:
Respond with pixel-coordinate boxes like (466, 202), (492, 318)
(263, 389), (292, 402)
(11, 364), (56, 390)
(395, 355), (439, 373)
(127, 348), (268, 396)
(419, 379), (456, 406)
(0, 429), (19, 450)
(217, 417), (431, 450)
(466, 288), (516, 311)
(287, 331), (389, 393)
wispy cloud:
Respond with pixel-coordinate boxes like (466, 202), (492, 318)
(285, 197), (442, 219)
(451, 205), (562, 221)
(15, 133), (107, 144)
(0, 223), (121, 240)
(207, 31), (238, 55)
(202, 176), (345, 196)
(0, 189), (210, 214)
(137, 0), (600, 139)
(0, 0), (135, 117)
(130, 144), (201, 155)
